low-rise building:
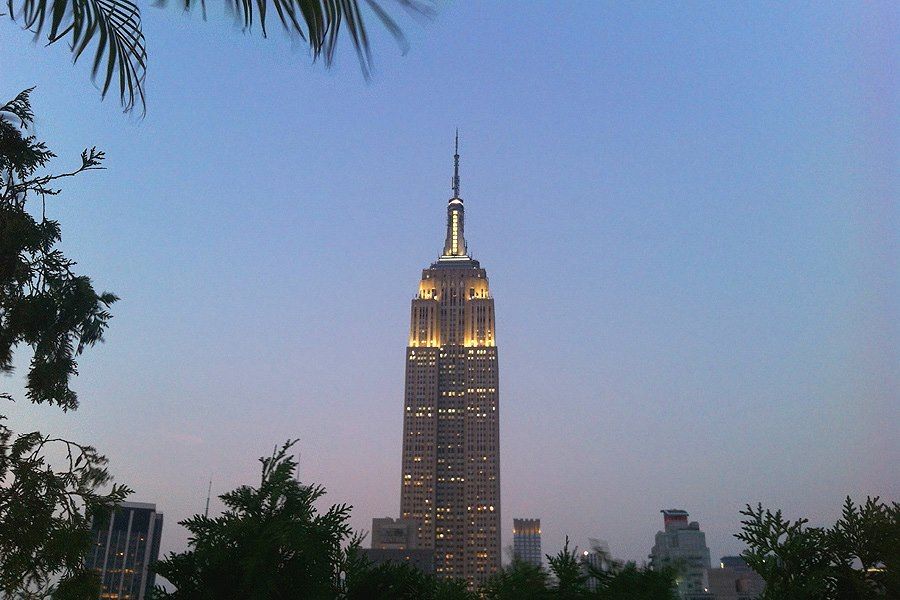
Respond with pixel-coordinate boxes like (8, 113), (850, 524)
(371, 517), (419, 549)
(707, 556), (766, 600)
(362, 517), (434, 574)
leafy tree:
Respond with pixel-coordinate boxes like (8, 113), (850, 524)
(482, 538), (676, 600)
(585, 561), (678, 600)
(341, 550), (476, 600)
(431, 578), (477, 600)
(4, 0), (432, 113)
(0, 88), (130, 597)
(155, 439), (354, 599)
(737, 496), (899, 599)
(481, 559), (551, 600)
(547, 537), (590, 599)
(341, 550), (439, 599)
(155, 439), (476, 600)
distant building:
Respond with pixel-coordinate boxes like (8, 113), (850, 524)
(85, 501), (163, 600)
(580, 539), (615, 591)
(707, 556), (766, 600)
(512, 519), (542, 567)
(363, 517), (435, 574)
(648, 509), (712, 599)
(371, 517), (419, 549)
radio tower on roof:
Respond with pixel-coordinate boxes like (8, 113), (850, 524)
(451, 129), (461, 199)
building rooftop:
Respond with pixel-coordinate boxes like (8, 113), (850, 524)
(119, 501), (158, 511)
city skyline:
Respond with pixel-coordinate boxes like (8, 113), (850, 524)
(1, 0), (896, 570)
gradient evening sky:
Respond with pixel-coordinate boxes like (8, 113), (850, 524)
(2, 1), (897, 567)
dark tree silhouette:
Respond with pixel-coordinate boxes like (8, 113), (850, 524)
(155, 439), (477, 600)
(343, 548), (476, 600)
(154, 440), (355, 599)
(480, 537), (676, 600)
(481, 559), (552, 600)
(0, 87), (130, 597)
(737, 496), (899, 599)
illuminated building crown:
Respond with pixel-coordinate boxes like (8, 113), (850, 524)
(442, 130), (468, 259)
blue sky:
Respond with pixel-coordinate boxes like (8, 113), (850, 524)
(2, 1), (897, 565)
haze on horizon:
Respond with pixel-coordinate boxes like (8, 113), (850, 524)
(2, 1), (896, 567)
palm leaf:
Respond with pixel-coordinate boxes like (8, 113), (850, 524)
(168, 0), (434, 79)
(5, 0), (432, 113)
(6, 0), (147, 113)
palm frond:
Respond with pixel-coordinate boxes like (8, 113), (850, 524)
(6, 0), (147, 113)
(169, 0), (434, 79)
(5, 0), (431, 114)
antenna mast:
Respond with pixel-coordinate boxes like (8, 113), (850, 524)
(451, 129), (461, 198)
(204, 479), (212, 518)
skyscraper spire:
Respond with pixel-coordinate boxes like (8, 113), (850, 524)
(452, 129), (461, 199)
(442, 130), (467, 257)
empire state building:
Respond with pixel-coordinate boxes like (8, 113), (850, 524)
(400, 137), (501, 585)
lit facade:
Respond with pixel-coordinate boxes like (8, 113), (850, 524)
(400, 140), (501, 586)
(512, 518), (542, 567)
(85, 501), (163, 600)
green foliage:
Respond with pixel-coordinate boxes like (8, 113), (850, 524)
(547, 537), (590, 599)
(5, 1), (433, 113)
(147, 435), (680, 600)
(0, 432), (127, 598)
(481, 539), (677, 600)
(342, 548), (476, 600)
(155, 439), (479, 600)
(155, 440), (354, 599)
(736, 496), (900, 599)
(481, 559), (551, 600)
(586, 562), (679, 600)
(0, 88), (129, 598)
(0, 88), (117, 410)
(341, 549), (438, 599)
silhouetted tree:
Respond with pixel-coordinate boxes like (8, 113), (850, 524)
(480, 538), (677, 600)
(481, 559), (551, 600)
(155, 439), (476, 599)
(736, 496), (899, 599)
(341, 550), (437, 599)
(0, 88), (130, 598)
(342, 550), (475, 600)
(547, 537), (590, 599)
(154, 440), (354, 599)
(4, 1), (432, 113)
(585, 561), (678, 600)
